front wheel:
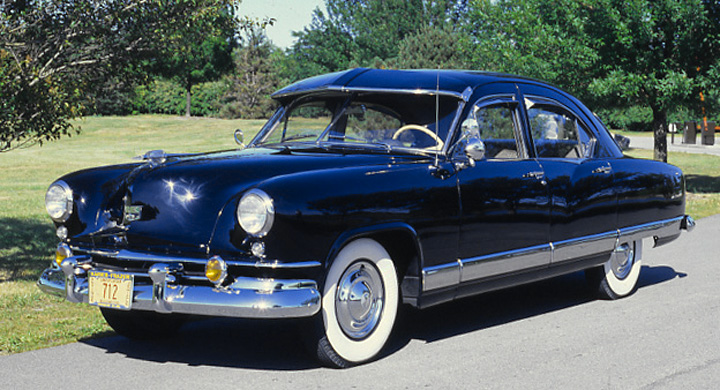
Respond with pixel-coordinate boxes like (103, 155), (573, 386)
(313, 238), (399, 368)
(100, 308), (185, 340)
(586, 240), (643, 300)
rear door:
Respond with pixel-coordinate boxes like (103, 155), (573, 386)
(521, 93), (618, 263)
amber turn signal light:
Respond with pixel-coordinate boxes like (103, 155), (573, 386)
(205, 256), (227, 286)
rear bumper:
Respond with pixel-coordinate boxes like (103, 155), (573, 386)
(37, 256), (321, 319)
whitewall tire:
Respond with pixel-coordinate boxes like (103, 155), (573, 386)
(315, 238), (399, 368)
(587, 240), (643, 300)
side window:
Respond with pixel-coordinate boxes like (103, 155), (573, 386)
(470, 104), (521, 159)
(527, 103), (595, 158)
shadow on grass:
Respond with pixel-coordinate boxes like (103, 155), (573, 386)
(81, 264), (684, 370)
(686, 174), (720, 194)
(0, 218), (55, 282)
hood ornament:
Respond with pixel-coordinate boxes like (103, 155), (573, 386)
(135, 150), (167, 166)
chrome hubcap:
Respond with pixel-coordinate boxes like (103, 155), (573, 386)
(335, 261), (384, 340)
(611, 242), (634, 280)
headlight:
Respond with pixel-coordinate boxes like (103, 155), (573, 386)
(236, 189), (274, 237)
(45, 181), (73, 222)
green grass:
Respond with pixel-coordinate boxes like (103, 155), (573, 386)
(0, 115), (263, 355)
(0, 115), (718, 355)
(625, 148), (720, 220)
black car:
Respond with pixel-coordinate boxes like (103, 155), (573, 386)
(38, 68), (694, 367)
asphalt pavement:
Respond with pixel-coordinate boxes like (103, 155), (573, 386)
(626, 134), (720, 156)
(1, 215), (718, 389)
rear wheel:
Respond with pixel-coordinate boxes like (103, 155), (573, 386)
(100, 308), (185, 340)
(312, 238), (399, 368)
(586, 240), (643, 300)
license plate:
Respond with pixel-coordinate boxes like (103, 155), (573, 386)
(88, 270), (134, 310)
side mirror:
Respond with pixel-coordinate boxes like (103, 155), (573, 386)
(464, 137), (485, 161)
(234, 129), (245, 149)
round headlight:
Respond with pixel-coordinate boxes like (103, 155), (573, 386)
(45, 181), (73, 222)
(236, 189), (274, 237)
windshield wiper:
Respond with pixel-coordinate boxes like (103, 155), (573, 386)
(281, 133), (319, 142)
(325, 134), (393, 151)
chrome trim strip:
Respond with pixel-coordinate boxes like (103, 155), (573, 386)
(461, 243), (552, 283)
(422, 260), (461, 291)
(272, 86), (466, 100)
(69, 247), (321, 269)
(37, 260), (321, 319)
(618, 216), (684, 245)
(339, 86), (464, 99)
(421, 216), (688, 291)
(552, 231), (617, 264)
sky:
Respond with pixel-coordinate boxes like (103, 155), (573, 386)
(238, 0), (327, 49)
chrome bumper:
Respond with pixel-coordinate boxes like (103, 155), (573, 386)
(37, 256), (321, 319)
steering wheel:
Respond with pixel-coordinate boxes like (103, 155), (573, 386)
(391, 125), (445, 150)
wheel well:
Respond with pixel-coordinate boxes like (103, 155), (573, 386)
(325, 227), (423, 306)
(367, 231), (422, 306)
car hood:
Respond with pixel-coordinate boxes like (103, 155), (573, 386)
(66, 147), (424, 253)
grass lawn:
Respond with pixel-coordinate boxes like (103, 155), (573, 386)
(0, 115), (263, 354)
(1, 115), (718, 355)
(624, 148), (720, 219)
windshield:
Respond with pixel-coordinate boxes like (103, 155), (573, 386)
(253, 92), (462, 152)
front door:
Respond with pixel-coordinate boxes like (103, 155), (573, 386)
(456, 98), (551, 284)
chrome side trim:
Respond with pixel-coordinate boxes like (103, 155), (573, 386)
(37, 259), (321, 319)
(552, 231), (617, 264)
(461, 244), (551, 283)
(618, 216), (684, 245)
(70, 247), (321, 269)
(422, 260), (461, 291)
(421, 216), (688, 292)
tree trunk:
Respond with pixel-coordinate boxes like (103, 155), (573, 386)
(185, 87), (191, 117)
(652, 106), (668, 162)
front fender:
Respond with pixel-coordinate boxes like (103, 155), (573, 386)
(208, 159), (459, 273)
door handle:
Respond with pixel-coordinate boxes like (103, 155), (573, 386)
(523, 171), (544, 179)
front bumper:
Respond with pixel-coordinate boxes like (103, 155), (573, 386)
(37, 255), (321, 319)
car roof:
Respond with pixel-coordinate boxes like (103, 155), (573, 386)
(271, 68), (539, 102)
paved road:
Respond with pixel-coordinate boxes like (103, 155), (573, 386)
(627, 135), (720, 156)
(1, 216), (718, 389)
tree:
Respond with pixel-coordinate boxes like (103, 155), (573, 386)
(394, 24), (471, 69)
(282, 0), (469, 81)
(465, 0), (599, 100)
(151, 1), (238, 117)
(221, 27), (281, 119)
(1, 0), (144, 151)
(466, 0), (720, 162)
(0, 0), (242, 151)
(586, 0), (720, 161)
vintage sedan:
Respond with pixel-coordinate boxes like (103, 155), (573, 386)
(38, 68), (694, 367)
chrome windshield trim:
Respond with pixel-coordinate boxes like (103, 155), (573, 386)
(68, 247), (321, 269)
